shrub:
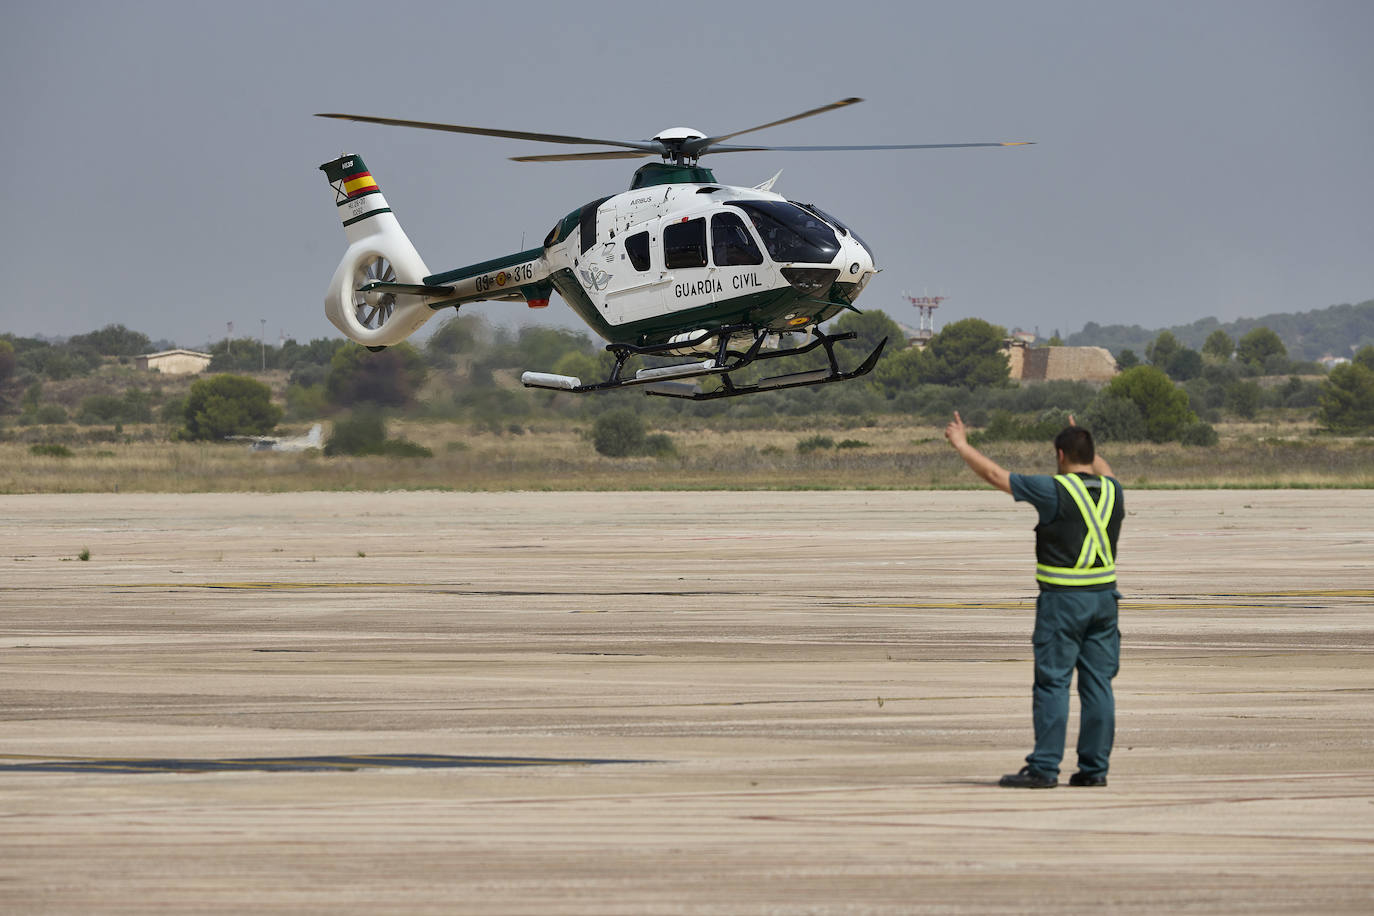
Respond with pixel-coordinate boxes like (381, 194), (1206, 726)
(76, 394), (125, 425)
(592, 409), (646, 457)
(35, 404), (69, 424)
(29, 443), (73, 457)
(1104, 365), (1197, 442)
(182, 374), (282, 441)
(970, 408), (1071, 444)
(1180, 421), (1219, 446)
(1317, 364), (1374, 434)
(323, 411), (433, 458)
(1223, 380), (1263, 419)
(642, 432), (677, 457)
(377, 438), (434, 458)
(285, 383), (329, 420)
(159, 396), (187, 425)
(324, 410), (387, 456)
(836, 439), (870, 449)
(797, 434), (835, 453)
(72, 388), (155, 426)
(1078, 394), (1148, 443)
(1279, 376), (1322, 409)
(1163, 347), (1203, 381)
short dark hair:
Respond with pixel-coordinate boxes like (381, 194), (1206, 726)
(1054, 426), (1095, 465)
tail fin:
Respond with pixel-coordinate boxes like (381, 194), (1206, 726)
(320, 154), (436, 347)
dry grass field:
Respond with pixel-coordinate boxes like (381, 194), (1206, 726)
(2, 417), (1371, 493)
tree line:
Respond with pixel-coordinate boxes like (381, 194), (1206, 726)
(4, 310), (1373, 446)
(1064, 298), (1374, 362)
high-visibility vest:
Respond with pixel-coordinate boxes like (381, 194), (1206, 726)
(1035, 473), (1118, 587)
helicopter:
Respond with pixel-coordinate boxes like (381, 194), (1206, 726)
(317, 98), (1030, 400)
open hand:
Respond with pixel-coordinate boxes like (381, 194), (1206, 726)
(944, 411), (968, 449)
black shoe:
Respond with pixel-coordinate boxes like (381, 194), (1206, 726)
(999, 766), (1057, 789)
(1068, 772), (1107, 787)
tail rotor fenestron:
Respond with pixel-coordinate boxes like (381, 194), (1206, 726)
(353, 255), (398, 331)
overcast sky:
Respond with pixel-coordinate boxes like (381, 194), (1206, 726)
(3, 0), (1371, 348)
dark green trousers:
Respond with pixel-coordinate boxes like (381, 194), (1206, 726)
(1026, 587), (1120, 778)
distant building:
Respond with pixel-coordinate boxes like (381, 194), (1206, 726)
(1010, 329), (1037, 345)
(1318, 354), (1351, 369)
(1004, 343), (1118, 383)
(136, 349), (213, 375)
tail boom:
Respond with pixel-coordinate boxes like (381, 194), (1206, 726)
(320, 154), (553, 347)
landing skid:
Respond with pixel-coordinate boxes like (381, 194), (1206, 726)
(521, 326), (887, 400)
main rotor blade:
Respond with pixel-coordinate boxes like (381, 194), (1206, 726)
(510, 150), (656, 163)
(702, 141), (1036, 154)
(315, 113), (660, 153)
(698, 98), (865, 148)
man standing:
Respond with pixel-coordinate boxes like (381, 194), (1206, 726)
(944, 411), (1123, 788)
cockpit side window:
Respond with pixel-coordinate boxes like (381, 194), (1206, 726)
(710, 212), (763, 266)
(663, 218), (707, 269)
(626, 231), (651, 271)
(726, 200), (840, 264)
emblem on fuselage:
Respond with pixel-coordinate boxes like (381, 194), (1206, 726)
(578, 265), (612, 291)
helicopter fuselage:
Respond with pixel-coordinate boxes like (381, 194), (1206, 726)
(414, 164), (877, 350)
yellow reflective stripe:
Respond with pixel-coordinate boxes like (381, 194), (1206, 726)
(1084, 480), (1113, 567)
(1061, 474), (1112, 567)
(1041, 474), (1116, 586)
(1056, 474), (1115, 569)
(1036, 562), (1117, 583)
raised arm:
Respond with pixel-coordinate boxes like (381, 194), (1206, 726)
(944, 411), (1012, 494)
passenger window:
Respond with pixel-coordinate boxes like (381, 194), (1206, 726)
(626, 231), (651, 271)
(663, 218), (707, 269)
(711, 212), (764, 266)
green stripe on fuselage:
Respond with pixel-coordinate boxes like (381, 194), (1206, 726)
(549, 269), (848, 345)
(425, 247), (546, 286)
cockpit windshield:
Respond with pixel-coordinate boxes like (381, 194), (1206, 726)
(795, 202), (875, 262)
(726, 200), (840, 264)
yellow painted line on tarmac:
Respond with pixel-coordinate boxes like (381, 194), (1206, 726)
(1, 582), (425, 591)
(118, 582), (420, 590)
(844, 602), (1351, 612)
(843, 602), (1267, 610)
(1202, 589), (1374, 598)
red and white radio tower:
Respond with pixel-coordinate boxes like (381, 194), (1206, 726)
(905, 294), (946, 342)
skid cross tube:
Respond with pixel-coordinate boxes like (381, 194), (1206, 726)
(646, 330), (886, 401)
(520, 325), (884, 399)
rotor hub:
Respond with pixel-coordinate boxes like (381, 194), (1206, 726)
(652, 127), (707, 164)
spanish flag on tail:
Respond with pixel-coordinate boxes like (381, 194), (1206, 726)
(320, 154), (391, 231)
